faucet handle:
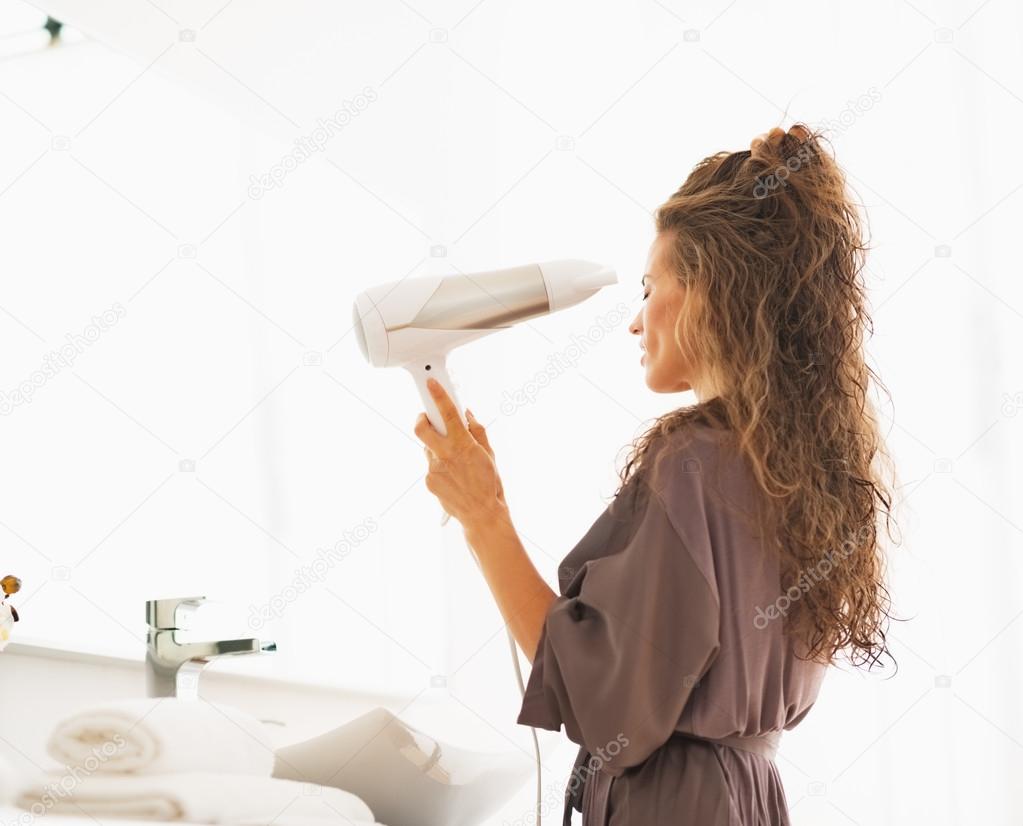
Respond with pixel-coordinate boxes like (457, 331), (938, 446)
(146, 596), (207, 630)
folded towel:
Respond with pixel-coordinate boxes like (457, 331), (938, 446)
(14, 770), (380, 825)
(46, 698), (276, 776)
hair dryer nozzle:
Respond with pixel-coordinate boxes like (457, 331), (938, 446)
(538, 259), (618, 312)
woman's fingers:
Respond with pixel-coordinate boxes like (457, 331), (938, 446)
(465, 411), (506, 502)
(426, 378), (470, 442)
(466, 410), (493, 457)
(414, 412), (445, 454)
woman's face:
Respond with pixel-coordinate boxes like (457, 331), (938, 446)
(629, 233), (701, 396)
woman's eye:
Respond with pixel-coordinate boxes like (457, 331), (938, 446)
(642, 291), (650, 301)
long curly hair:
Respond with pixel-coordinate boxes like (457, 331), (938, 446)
(616, 123), (902, 671)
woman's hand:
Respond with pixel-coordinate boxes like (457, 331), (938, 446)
(414, 377), (507, 531)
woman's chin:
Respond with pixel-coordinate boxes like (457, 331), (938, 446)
(644, 373), (694, 394)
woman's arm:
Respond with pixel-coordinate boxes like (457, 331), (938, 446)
(463, 507), (557, 664)
(411, 378), (557, 662)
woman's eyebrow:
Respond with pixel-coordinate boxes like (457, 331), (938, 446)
(641, 273), (654, 285)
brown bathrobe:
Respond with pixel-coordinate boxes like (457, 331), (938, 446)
(517, 422), (829, 825)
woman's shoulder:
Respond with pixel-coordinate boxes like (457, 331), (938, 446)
(610, 411), (745, 528)
(637, 419), (760, 534)
(645, 420), (737, 485)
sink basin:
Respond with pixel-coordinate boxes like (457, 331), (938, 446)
(273, 707), (535, 826)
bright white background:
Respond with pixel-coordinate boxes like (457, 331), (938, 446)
(2, 1), (1022, 823)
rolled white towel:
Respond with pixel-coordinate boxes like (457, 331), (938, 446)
(46, 698), (276, 776)
(14, 770), (380, 825)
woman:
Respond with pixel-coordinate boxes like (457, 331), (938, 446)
(413, 123), (899, 825)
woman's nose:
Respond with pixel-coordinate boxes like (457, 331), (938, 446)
(629, 311), (642, 335)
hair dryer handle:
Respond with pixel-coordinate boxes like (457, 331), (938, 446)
(406, 358), (465, 438)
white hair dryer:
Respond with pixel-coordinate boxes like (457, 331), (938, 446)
(352, 260), (618, 436)
(352, 259), (616, 826)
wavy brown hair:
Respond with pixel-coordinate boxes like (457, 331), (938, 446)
(616, 123), (901, 671)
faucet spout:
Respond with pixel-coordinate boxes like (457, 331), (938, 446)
(144, 597), (276, 699)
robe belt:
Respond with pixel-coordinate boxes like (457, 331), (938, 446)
(672, 728), (783, 761)
(561, 730), (782, 825)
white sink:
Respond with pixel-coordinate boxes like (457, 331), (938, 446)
(0, 644), (538, 826)
(274, 707), (535, 826)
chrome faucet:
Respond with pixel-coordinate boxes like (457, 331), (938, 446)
(145, 596), (276, 699)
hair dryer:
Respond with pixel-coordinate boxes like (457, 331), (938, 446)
(352, 259), (616, 826)
(352, 260), (618, 436)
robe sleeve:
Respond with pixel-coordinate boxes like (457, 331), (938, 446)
(516, 472), (721, 777)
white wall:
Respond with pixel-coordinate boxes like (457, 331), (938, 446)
(0, 4), (655, 705)
(2, 1), (1023, 824)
